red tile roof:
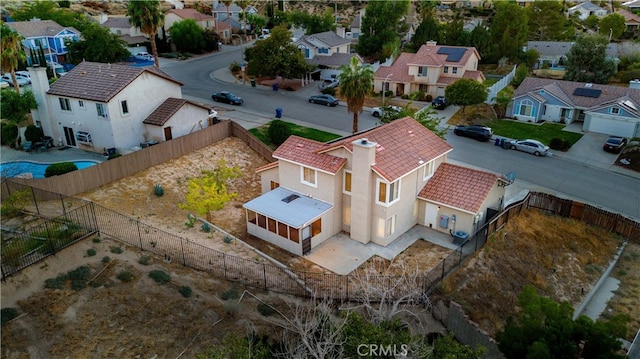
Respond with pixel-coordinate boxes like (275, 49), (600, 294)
(274, 117), (452, 182)
(165, 8), (214, 21)
(418, 163), (499, 213)
(47, 61), (181, 102)
(143, 98), (210, 126)
(256, 161), (279, 173)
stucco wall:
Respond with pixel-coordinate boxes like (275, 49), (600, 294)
(145, 103), (210, 141)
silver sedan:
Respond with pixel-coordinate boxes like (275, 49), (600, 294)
(508, 139), (551, 156)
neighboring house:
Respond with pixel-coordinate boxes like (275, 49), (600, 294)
(525, 41), (619, 69)
(211, 0), (257, 32)
(348, 8), (364, 41)
(164, 8), (215, 34)
(244, 117), (506, 256)
(567, 2), (609, 20)
(29, 61), (212, 153)
(295, 30), (356, 76)
(5, 19), (80, 65)
(509, 77), (640, 138)
(373, 41), (484, 98)
(618, 9), (640, 36)
(215, 20), (232, 44)
(623, 0), (640, 11)
(97, 14), (148, 52)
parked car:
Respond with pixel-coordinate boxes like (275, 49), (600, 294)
(431, 96), (450, 110)
(318, 79), (340, 90)
(371, 105), (402, 117)
(134, 52), (154, 61)
(603, 136), (627, 154)
(0, 79), (8, 88)
(211, 91), (243, 105)
(0, 73), (30, 87)
(14, 71), (31, 84)
(508, 139), (550, 156)
(453, 125), (493, 141)
(308, 94), (339, 106)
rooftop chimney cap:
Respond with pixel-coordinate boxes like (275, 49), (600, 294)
(360, 138), (368, 144)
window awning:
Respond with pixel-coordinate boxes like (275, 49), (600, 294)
(243, 187), (332, 228)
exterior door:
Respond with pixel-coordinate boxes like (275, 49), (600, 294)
(301, 226), (311, 255)
(63, 126), (76, 146)
(163, 127), (173, 140)
(425, 204), (439, 229)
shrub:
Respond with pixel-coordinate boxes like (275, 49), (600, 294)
(0, 189), (30, 217)
(185, 213), (196, 228)
(229, 61), (241, 73)
(107, 153), (121, 160)
(257, 303), (276, 316)
(138, 255), (151, 265)
(44, 162), (78, 178)
(425, 94), (433, 102)
(321, 87), (336, 95)
(87, 249), (97, 257)
(24, 125), (44, 142)
(616, 69), (640, 83)
(110, 246), (123, 254)
(102, 256), (111, 263)
(179, 286), (193, 298)
(549, 138), (570, 151)
(149, 270), (171, 284)
(267, 120), (291, 146)
(223, 235), (233, 244)
(1, 124), (18, 146)
(154, 184), (164, 197)
(117, 271), (134, 282)
(1, 308), (19, 326)
(68, 266), (91, 290)
(92, 237), (101, 243)
(44, 274), (67, 289)
(401, 94), (409, 99)
(201, 222), (211, 233)
(223, 301), (239, 316)
(221, 286), (239, 300)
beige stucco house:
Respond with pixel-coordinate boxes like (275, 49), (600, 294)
(374, 41), (485, 98)
(30, 61), (211, 154)
(164, 8), (215, 34)
(244, 118), (506, 256)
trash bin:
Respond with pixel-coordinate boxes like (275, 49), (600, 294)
(275, 107), (283, 118)
(250, 78), (256, 87)
(272, 83), (279, 91)
(495, 138), (501, 146)
(502, 139), (512, 150)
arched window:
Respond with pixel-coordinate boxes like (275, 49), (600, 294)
(519, 99), (534, 117)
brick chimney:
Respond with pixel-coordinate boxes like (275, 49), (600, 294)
(349, 138), (377, 243)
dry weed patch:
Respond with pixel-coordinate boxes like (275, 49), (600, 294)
(603, 242), (640, 341)
(441, 209), (623, 336)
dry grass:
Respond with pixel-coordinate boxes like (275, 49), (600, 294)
(440, 209), (624, 336)
(603, 242), (640, 341)
(447, 103), (497, 126)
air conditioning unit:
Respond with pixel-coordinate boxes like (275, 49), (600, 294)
(76, 131), (92, 144)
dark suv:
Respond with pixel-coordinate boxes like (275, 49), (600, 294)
(431, 96), (450, 110)
(453, 125), (493, 141)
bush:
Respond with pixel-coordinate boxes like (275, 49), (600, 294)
(616, 69), (640, 83)
(24, 125), (44, 142)
(149, 270), (171, 284)
(201, 222), (211, 233)
(1, 124), (18, 146)
(321, 87), (336, 95)
(1, 308), (19, 326)
(221, 286), (239, 300)
(138, 255), (151, 265)
(44, 274), (67, 289)
(92, 237), (101, 243)
(117, 271), (134, 282)
(257, 302), (276, 316)
(154, 184), (164, 197)
(44, 162), (78, 177)
(179, 286), (193, 298)
(110, 246), (123, 254)
(229, 61), (241, 73)
(401, 94), (409, 99)
(223, 235), (233, 244)
(102, 256), (111, 263)
(267, 120), (291, 146)
(87, 249), (97, 257)
(549, 137), (570, 151)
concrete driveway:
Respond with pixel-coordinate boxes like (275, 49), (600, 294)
(554, 129), (619, 170)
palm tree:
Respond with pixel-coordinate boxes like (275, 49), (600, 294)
(236, 0), (250, 37)
(1, 24), (26, 95)
(127, 0), (164, 68)
(222, 1), (233, 26)
(338, 56), (374, 134)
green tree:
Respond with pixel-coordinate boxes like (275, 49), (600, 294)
(338, 56), (374, 134)
(411, 16), (440, 50)
(564, 34), (616, 84)
(442, 16), (464, 46)
(65, 23), (130, 64)
(11, 0), (92, 32)
(490, 2), (529, 61)
(169, 19), (205, 53)
(127, 0), (164, 68)
(584, 14), (600, 31)
(469, 24), (493, 62)
(445, 79), (487, 113)
(1, 24), (26, 95)
(599, 13), (626, 40)
(356, 0), (410, 61)
(527, 0), (574, 41)
(0, 89), (37, 125)
(511, 64), (529, 87)
(497, 285), (627, 359)
(246, 13), (267, 36)
(244, 25), (312, 81)
(236, 0), (250, 35)
(287, 9), (334, 35)
(178, 159), (242, 220)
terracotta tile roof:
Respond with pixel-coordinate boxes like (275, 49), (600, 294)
(619, 9), (640, 23)
(418, 163), (499, 213)
(5, 19), (79, 38)
(256, 161), (279, 173)
(414, 43), (476, 66)
(143, 98), (210, 126)
(329, 117), (452, 181)
(47, 61), (182, 102)
(216, 21), (231, 31)
(514, 77), (640, 109)
(375, 53), (414, 83)
(463, 70), (485, 81)
(273, 136), (347, 174)
(166, 8), (214, 21)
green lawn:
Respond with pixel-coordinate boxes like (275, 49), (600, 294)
(487, 119), (583, 147)
(249, 120), (342, 149)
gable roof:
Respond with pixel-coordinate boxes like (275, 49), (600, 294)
(514, 77), (640, 110)
(273, 136), (347, 175)
(568, 2), (605, 12)
(143, 98), (211, 126)
(47, 61), (181, 102)
(307, 53), (360, 67)
(101, 17), (132, 28)
(5, 19), (79, 38)
(165, 8), (214, 21)
(618, 9), (640, 24)
(418, 163), (499, 214)
(296, 31), (351, 48)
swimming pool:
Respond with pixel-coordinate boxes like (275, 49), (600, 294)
(0, 160), (100, 179)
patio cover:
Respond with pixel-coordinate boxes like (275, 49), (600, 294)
(243, 187), (333, 228)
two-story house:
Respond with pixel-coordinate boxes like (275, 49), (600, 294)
(211, 0), (257, 34)
(295, 30), (357, 78)
(374, 41), (484, 99)
(6, 19), (80, 65)
(29, 61), (212, 153)
(164, 8), (215, 34)
(509, 77), (640, 138)
(244, 118), (506, 256)
(97, 14), (147, 48)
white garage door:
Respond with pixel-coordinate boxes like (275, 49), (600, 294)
(586, 115), (638, 138)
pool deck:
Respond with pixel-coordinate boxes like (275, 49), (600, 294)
(1, 146), (106, 164)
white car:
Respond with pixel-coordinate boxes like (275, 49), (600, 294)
(134, 52), (154, 61)
(15, 71), (31, 84)
(1, 73), (30, 87)
(371, 105), (402, 117)
(508, 139), (551, 156)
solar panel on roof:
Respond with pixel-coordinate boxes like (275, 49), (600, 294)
(573, 87), (602, 98)
(436, 47), (466, 62)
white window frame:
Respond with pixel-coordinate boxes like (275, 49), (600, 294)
(78, 100), (85, 109)
(452, 67), (458, 74)
(519, 99), (534, 117)
(418, 66), (428, 77)
(376, 178), (400, 206)
(385, 214), (397, 237)
(59, 98), (71, 111)
(443, 66), (449, 74)
(423, 161), (435, 180)
(611, 107), (620, 115)
(121, 100), (129, 115)
(343, 170), (352, 194)
(301, 166), (317, 187)
(96, 103), (108, 118)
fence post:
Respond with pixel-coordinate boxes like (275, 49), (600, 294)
(180, 239), (186, 266)
(60, 193), (66, 214)
(263, 263), (267, 290)
(441, 259), (445, 280)
(31, 186), (40, 215)
(223, 253), (228, 279)
(45, 221), (56, 255)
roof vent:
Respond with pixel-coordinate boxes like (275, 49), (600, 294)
(110, 74), (116, 78)
(81, 71), (87, 75)
(296, 143), (304, 148)
(282, 194), (299, 203)
(585, 83), (593, 88)
(360, 139), (368, 145)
